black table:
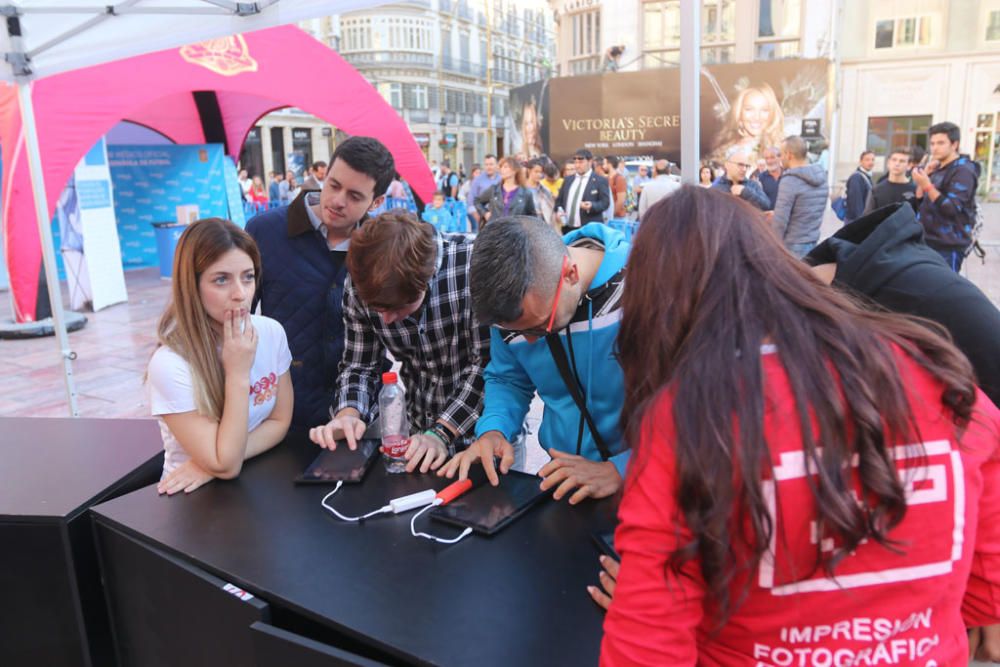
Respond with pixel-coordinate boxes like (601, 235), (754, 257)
(0, 417), (164, 667)
(91, 432), (618, 666)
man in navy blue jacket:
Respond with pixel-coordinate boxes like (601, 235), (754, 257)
(247, 137), (395, 429)
(911, 121), (981, 272)
(844, 150), (874, 221)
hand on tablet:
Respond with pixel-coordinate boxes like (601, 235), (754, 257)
(157, 460), (215, 496)
(538, 449), (622, 504)
(438, 430), (514, 486)
(405, 432), (448, 474)
(309, 409), (367, 451)
(588, 554), (620, 611)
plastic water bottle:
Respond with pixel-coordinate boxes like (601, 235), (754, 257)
(378, 372), (409, 473)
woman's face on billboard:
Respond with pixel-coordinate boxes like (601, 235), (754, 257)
(739, 90), (772, 138)
(522, 103), (538, 145)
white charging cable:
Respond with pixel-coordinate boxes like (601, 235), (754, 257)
(410, 501), (473, 544)
(321, 482), (439, 522)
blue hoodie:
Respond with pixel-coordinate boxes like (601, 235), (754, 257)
(474, 223), (630, 477)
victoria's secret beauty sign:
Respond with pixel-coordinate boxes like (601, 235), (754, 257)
(522, 58), (831, 163)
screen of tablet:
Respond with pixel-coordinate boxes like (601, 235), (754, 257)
(295, 439), (379, 484)
(429, 470), (549, 535)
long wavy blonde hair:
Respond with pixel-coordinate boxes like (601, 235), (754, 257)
(711, 83), (785, 163)
(153, 218), (261, 421)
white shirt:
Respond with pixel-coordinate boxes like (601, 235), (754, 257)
(147, 315), (292, 476)
(638, 175), (682, 219)
(565, 170), (592, 228)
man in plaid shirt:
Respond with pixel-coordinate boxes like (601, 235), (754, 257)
(310, 210), (490, 473)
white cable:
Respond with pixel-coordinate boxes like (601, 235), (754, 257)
(410, 500), (474, 545)
(321, 482), (392, 522)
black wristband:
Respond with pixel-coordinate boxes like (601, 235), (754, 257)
(426, 422), (454, 449)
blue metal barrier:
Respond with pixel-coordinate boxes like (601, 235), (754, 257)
(608, 218), (640, 242)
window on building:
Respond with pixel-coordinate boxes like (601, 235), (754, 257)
(987, 10), (1000, 41)
(642, 0), (735, 68)
(386, 83), (402, 110)
(866, 115), (931, 156)
(756, 0), (800, 60)
(568, 8), (601, 74)
(874, 16), (932, 49)
(460, 33), (470, 63)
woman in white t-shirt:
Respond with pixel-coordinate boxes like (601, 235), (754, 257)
(147, 217), (293, 495)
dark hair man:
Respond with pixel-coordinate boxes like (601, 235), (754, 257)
(603, 155), (628, 218)
(554, 148), (611, 232)
(863, 149), (917, 216)
(773, 135), (828, 258)
(438, 160), (459, 198)
(440, 216), (631, 504)
(845, 150), (875, 221)
(911, 121), (981, 272)
(310, 211), (489, 471)
(301, 161), (328, 191)
(247, 136), (395, 428)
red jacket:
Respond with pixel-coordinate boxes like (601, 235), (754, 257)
(602, 347), (1000, 666)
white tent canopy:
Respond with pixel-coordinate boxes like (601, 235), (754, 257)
(1, 0), (412, 416)
(0, 1), (398, 82)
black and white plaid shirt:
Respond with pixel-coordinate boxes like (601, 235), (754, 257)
(334, 232), (489, 448)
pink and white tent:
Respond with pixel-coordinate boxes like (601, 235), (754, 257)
(0, 2), (433, 416)
(1, 24), (433, 325)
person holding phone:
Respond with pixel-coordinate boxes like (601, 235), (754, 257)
(600, 186), (1000, 665)
(147, 218), (293, 495)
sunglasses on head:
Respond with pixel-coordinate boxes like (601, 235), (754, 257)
(506, 255), (570, 338)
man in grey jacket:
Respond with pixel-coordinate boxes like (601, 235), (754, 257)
(773, 135), (828, 258)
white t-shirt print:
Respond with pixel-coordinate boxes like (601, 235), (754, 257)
(147, 315), (292, 476)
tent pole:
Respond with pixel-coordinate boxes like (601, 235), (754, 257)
(16, 81), (80, 417)
(679, 0), (701, 184)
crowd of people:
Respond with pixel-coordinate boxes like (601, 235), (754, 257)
(147, 128), (1000, 664)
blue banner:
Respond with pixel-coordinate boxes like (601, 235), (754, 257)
(108, 144), (229, 270)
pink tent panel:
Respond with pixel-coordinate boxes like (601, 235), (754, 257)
(2, 25), (433, 322)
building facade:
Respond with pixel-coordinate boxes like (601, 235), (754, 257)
(332, 0), (554, 172)
(239, 2), (553, 181)
(838, 0), (1000, 198)
(548, 0), (1000, 193)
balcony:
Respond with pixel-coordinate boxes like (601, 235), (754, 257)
(407, 109), (430, 123)
(341, 51), (435, 69)
(490, 68), (521, 85)
(442, 55), (487, 78)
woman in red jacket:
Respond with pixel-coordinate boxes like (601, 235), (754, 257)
(602, 185), (1000, 666)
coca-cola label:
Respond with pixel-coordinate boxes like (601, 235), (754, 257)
(381, 434), (410, 459)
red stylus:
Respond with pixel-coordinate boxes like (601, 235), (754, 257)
(435, 478), (473, 505)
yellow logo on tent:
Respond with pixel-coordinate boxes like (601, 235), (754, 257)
(180, 35), (258, 76)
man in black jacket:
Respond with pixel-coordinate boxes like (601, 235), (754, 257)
(554, 148), (610, 233)
(805, 202), (1000, 406)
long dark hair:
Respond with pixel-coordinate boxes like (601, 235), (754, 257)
(617, 186), (975, 624)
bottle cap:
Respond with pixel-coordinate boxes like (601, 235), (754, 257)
(382, 372), (398, 384)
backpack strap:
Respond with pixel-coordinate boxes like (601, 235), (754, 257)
(544, 332), (612, 461)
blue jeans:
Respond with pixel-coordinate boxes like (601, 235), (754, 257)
(786, 242), (816, 259)
(933, 247), (965, 273)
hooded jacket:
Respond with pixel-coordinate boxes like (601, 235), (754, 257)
(772, 163), (828, 246)
(475, 223), (630, 476)
(916, 154), (981, 250)
(805, 203), (1000, 405)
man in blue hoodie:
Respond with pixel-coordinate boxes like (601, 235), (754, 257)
(439, 216), (630, 504)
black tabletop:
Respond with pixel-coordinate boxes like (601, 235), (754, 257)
(0, 417), (163, 519)
(91, 432), (618, 667)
